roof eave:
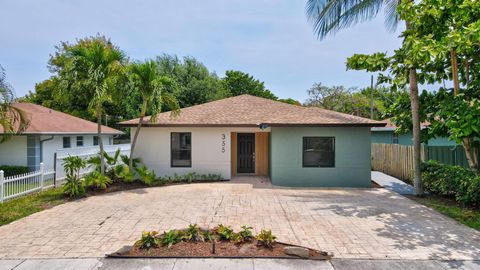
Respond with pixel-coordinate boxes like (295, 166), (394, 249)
(118, 123), (386, 128)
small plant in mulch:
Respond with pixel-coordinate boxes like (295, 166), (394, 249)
(108, 224), (333, 260)
(255, 229), (277, 248)
(135, 231), (161, 249)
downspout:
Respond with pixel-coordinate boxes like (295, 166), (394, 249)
(39, 135), (54, 164)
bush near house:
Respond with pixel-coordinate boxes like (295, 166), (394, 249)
(421, 161), (480, 207)
(0, 166), (29, 177)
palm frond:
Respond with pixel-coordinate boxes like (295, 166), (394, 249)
(306, 0), (387, 39)
(0, 66), (30, 142)
(384, 0), (400, 33)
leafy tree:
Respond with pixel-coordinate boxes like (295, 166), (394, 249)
(305, 82), (403, 119)
(383, 0), (480, 170)
(278, 98), (301, 106)
(155, 54), (227, 108)
(222, 70), (277, 100)
(127, 60), (180, 170)
(55, 35), (126, 175)
(308, 0), (424, 195)
(0, 65), (29, 143)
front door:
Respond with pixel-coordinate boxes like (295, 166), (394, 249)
(237, 133), (255, 173)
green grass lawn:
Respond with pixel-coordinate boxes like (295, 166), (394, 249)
(409, 195), (480, 230)
(0, 188), (67, 226)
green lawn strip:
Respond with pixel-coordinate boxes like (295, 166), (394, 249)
(409, 195), (480, 230)
(0, 188), (67, 226)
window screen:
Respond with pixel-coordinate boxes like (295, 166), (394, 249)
(171, 132), (191, 167)
(303, 137), (335, 167)
(76, 136), (84, 147)
(63, 137), (71, 148)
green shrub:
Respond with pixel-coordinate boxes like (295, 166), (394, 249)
(137, 165), (156, 186)
(184, 224), (205, 242)
(62, 156), (86, 197)
(421, 161), (480, 206)
(0, 166), (29, 177)
(255, 229), (276, 248)
(161, 230), (184, 248)
(135, 231), (160, 249)
(85, 171), (112, 190)
(114, 165), (135, 183)
(216, 224), (235, 241)
(238, 225), (254, 242)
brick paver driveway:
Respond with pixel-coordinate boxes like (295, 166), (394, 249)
(1, 177), (480, 260)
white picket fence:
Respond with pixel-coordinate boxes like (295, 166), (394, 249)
(54, 144), (130, 181)
(0, 163), (55, 202)
(0, 144), (130, 202)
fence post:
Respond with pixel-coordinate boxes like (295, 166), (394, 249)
(53, 152), (57, 187)
(40, 162), (44, 190)
(0, 170), (4, 203)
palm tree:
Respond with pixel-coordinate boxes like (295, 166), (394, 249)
(0, 65), (29, 143)
(306, 0), (424, 195)
(65, 38), (125, 175)
(128, 60), (180, 171)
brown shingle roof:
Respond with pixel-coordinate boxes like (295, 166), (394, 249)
(0, 103), (123, 135)
(120, 94), (385, 127)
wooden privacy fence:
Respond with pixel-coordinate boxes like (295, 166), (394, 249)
(371, 143), (424, 182)
(372, 143), (477, 181)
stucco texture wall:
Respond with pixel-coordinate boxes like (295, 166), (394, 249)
(270, 127), (372, 187)
(0, 136), (27, 167)
(132, 127), (268, 180)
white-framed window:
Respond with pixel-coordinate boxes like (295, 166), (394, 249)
(76, 136), (84, 147)
(93, 136), (99, 146)
(63, 137), (71, 148)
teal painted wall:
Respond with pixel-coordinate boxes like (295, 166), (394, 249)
(371, 131), (393, 144)
(371, 130), (456, 146)
(270, 127), (371, 188)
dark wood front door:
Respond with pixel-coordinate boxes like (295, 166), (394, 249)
(237, 133), (255, 173)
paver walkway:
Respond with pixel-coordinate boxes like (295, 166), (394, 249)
(371, 171), (414, 195)
(0, 178), (479, 260)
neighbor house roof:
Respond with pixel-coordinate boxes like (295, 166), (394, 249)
(371, 118), (429, 131)
(119, 94), (385, 127)
(0, 103), (123, 135)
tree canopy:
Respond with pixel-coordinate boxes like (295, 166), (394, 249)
(0, 65), (29, 142)
(25, 42), (299, 127)
(304, 82), (406, 120)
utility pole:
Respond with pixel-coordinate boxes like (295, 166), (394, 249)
(370, 75), (374, 119)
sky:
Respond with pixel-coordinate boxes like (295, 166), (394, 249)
(0, 0), (402, 102)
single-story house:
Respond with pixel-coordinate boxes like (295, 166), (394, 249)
(120, 95), (385, 187)
(371, 119), (457, 146)
(0, 103), (123, 171)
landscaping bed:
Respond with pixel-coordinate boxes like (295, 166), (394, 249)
(108, 225), (332, 260)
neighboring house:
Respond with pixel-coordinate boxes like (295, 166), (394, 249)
(0, 103), (123, 171)
(120, 95), (384, 187)
(371, 119), (457, 146)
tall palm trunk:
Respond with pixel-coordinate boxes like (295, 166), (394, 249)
(129, 115), (144, 171)
(405, 18), (424, 195)
(97, 109), (105, 175)
(409, 68), (423, 195)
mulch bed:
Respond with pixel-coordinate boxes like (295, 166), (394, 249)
(108, 240), (332, 260)
(84, 179), (226, 197)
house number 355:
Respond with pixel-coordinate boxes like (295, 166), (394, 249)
(221, 134), (226, 153)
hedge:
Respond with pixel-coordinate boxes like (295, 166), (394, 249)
(421, 160), (480, 207)
(0, 165), (30, 177)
